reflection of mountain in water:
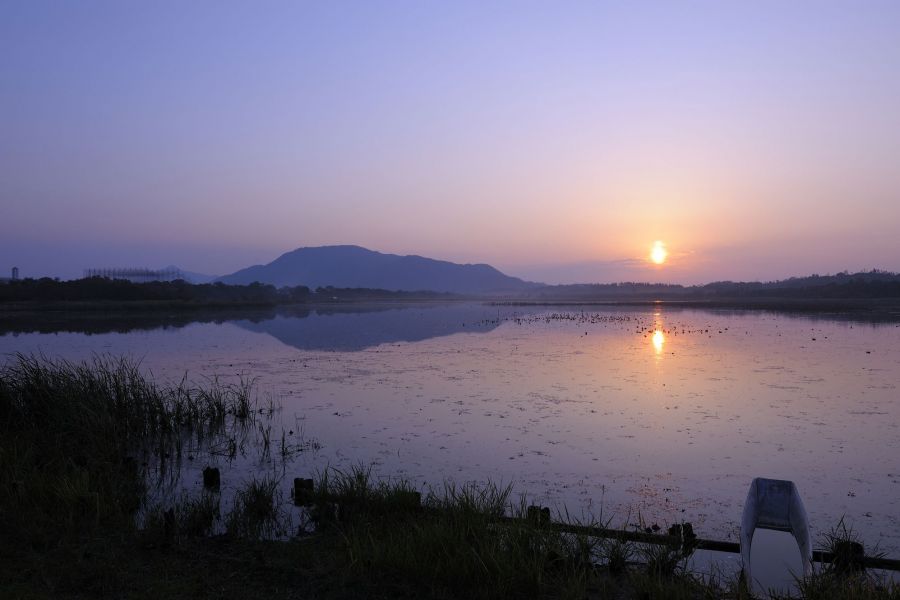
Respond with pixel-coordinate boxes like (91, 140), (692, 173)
(4, 302), (895, 347)
(235, 304), (503, 351)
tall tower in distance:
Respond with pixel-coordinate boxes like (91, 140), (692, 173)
(11, 266), (19, 280)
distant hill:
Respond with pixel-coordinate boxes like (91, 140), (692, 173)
(217, 245), (536, 294)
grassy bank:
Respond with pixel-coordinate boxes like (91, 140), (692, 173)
(1, 356), (897, 599)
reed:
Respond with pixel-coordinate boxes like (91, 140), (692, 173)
(225, 475), (289, 539)
(0, 353), (260, 545)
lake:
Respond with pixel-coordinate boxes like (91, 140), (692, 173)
(2, 303), (898, 579)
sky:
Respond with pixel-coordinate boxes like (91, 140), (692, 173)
(2, 1), (899, 284)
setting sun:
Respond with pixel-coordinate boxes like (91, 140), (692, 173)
(650, 241), (668, 265)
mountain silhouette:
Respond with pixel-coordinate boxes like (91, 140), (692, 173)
(217, 245), (536, 294)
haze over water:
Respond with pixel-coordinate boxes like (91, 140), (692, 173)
(4, 304), (898, 557)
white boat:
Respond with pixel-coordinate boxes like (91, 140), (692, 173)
(740, 477), (812, 588)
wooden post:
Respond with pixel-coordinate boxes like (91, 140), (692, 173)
(293, 478), (314, 506)
(202, 467), (220, 490)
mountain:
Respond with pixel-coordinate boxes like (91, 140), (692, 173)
(216, 245), (536, 294)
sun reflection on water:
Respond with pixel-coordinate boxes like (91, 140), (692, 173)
(652, 329), (665, 354)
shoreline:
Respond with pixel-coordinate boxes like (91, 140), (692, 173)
(3, 296), (900, 324)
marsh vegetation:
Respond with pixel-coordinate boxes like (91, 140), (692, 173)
(1, 355), (897, 598)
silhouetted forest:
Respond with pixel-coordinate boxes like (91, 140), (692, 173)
(0, 277), (457, 307)
(0, 277), (285, 305)
(520, 270), (900, 301)
(2, 271), (899, 311)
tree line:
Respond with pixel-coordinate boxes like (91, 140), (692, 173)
(0, 277), (456, 305)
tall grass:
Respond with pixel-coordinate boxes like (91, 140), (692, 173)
(788, 519), (900, 600)
(225, 475), (290, 539)
(0, 353), (259, 545)
(303, 466), (599, 598)
(141, 491), (220, 546)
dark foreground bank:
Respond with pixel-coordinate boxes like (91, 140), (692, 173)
(1, 356), (898, 599)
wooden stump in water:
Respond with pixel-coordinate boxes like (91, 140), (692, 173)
(293, 477), (314, 506)
(203, 467), (220, 490)
(527, 505), (551, 525)
(833, 540), (866, 575)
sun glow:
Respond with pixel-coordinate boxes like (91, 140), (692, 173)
(652, 329), (665, 354)
(650, 241), (668, 265)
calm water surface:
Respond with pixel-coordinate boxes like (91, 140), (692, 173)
(3, 304), (899, 564)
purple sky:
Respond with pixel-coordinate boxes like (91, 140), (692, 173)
(2, 1), (899, 284)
